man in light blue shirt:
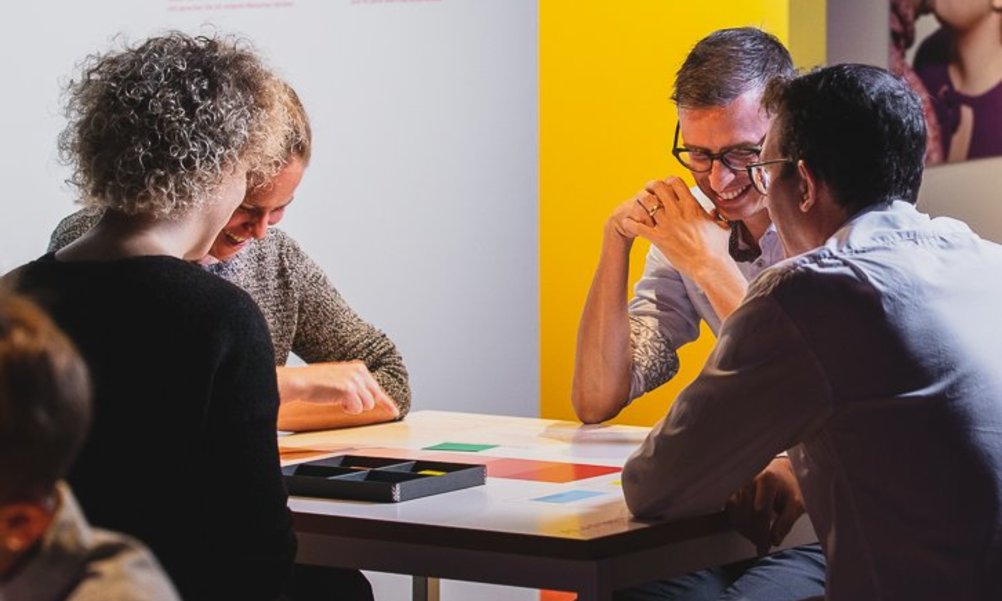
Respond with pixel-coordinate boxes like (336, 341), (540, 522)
(575, 28), (825, 600)
(624, 63), (1002, 600)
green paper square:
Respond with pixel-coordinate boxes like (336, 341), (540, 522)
(423, 442), (498, 452)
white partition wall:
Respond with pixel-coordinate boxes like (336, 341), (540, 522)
(1, 0), (539, 420)
(4, 5), (537, 598)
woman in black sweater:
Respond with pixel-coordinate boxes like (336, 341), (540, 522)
(6, 33), (300, 601)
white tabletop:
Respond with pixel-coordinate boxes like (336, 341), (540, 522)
(282, 410), (654, 541)
(280, 410), (816, 600)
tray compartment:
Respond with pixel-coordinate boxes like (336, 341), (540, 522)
(284, 454), (486, 502)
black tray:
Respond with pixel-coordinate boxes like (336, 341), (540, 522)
(282, 454), (486, 502)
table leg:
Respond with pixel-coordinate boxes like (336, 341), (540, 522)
(575, 568), (614, 601)
(412, 575), (441, 601)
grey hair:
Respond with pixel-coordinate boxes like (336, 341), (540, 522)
(673, 27), (795, 109)
(58, 32), (292, 218)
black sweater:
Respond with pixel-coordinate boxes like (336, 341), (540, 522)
(14, 254), (296, 601)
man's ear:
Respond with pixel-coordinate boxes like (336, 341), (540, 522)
(796, 160), (817, 213)
(0, 502), (53, 555)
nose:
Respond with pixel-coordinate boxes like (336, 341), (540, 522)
(708, 159), (736, 193)
(249, 214), (269, 239)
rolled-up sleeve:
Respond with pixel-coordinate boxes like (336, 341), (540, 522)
(626, 245), (702, 399)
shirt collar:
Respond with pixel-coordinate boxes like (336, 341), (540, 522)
(3, 483), (94, 601)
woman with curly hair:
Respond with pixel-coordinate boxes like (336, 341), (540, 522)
(2, 32), (371, 601)
(48, 83), (411, 433)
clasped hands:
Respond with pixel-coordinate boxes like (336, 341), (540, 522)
(611, 177), (731, 277)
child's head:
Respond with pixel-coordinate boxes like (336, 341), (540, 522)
(0, 294), (91, 576)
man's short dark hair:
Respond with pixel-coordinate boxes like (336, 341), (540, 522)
(763, 63), (927, 212)
(0, 295), (91, 503)
(673, 27), (795, 109)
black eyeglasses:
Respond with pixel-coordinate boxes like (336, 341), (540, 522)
(671, 123), (764, 173)
(745, 158), (794, 195)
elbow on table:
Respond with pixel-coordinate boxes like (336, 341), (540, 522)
(570, 387), (627, 425)
(623, 492), (663, 521)
(622, 460), (719, 522)
(623, 483), (716, 522)
(574, 404), (612, 426)
(622, 469), (673, 520)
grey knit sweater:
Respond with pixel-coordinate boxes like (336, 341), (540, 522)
(49, 209), (411, 416)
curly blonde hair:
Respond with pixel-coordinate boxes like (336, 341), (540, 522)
(283, 82), (312, 165)
(59, 32), (292, 218)
(248, 81), (312, 192)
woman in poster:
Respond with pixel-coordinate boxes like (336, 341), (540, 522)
(913, 0), (1002, 162)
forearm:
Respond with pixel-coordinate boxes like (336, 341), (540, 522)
(276, 363), (404, 406)
(276, 361), (402, 426)
(688, 257), (749, 322)
(285, 352), (409, 414)
(623, 296), (832, 520)
(276, 365), (311, 403)
(277, 400), (398, 432)
(572, 229), (635, 424)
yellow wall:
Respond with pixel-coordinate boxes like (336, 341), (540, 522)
(539, 1), (823, 425)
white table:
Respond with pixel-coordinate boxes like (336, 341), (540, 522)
(280, 411), (815, 601)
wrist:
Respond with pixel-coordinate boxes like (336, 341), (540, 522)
(603, 220), (635, 252)
(688, 253), (740, 286)
(275, 366), (308, 403)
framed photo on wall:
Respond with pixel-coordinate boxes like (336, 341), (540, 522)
(890, 0), (1002, 165)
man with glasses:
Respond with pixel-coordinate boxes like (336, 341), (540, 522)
(623, 62), (1002, 600)
(574, 27), (825, 600)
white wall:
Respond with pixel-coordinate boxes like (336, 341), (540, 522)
(0, 0), (539, 419)
(3, 4), (538, 598)
(827, 0), (1002, 243)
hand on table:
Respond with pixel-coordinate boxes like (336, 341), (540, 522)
(620, 177), (732, 279)
(277, 360), (399, 416)
(725, 457), (805, 556)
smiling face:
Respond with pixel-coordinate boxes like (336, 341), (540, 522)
(208, 156), (306, 262)
(190, 163), (250, 261)
(677, 89), (771, 224)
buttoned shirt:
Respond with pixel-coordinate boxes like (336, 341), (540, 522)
(623, 200), (1002, 600)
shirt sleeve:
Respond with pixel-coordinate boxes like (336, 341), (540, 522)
(625, 244), (702, 399)
(286, 241), (412, 417)
(622, 284), (833, 521)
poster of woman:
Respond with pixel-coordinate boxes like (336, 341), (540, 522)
(891, 0), (1002, 165)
